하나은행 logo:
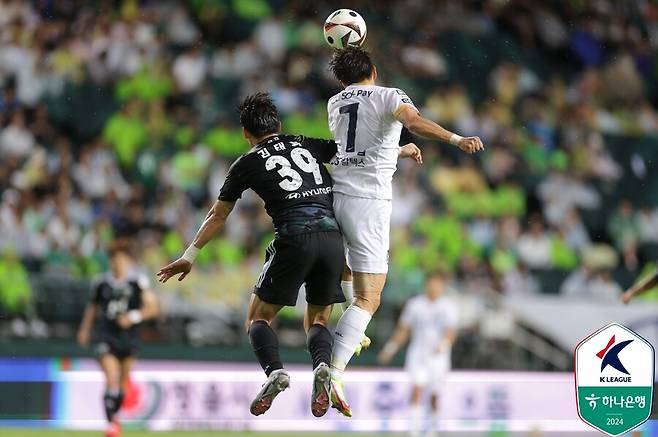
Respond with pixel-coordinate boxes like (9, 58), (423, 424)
(575, 323), (654, 436)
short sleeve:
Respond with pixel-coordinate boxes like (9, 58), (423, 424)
(136, 273), (150, 291)
(218, 156), (248, 202)
(89, 276), (103, 304)
(399, 300), (416, 327)
(383, 88), (418, 118)
(302, 136), (338, 163)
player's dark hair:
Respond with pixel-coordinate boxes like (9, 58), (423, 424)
(108, 238), (134, 258)
(426, 269), (448, 281)
(329, 47), (374, 85)
(238, 92), (281, 138)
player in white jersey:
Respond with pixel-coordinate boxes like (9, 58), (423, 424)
(325, 47), (483, 416)
(378, 271), (458, 437)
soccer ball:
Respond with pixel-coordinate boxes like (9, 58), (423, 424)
(323, 9), (367, 49)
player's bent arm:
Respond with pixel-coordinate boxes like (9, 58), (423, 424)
(157, 200), (236, 283)
(377, 323), (411, 365)
(622, 270), (658, 304)
(76, 303), (96, 347)
(138, 289), (160, 321)
(437, 327), (458, 354)
(396, 106), (484, 154)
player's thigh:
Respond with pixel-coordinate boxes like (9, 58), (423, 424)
(98, 353), (121, 389)
(333, 194), (392, 274)
(305, 231), (346, 307)
(253, 237), (311, 307)
(428, 356), (450, 395)
(246, 294), (284, 328)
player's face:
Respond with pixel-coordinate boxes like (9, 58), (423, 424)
(110, 251), (131, 276)
(425, 276), (444, 299)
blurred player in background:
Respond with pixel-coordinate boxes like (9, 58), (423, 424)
(76, 239), (159, 437)
(622, 266), (658, 304)
(157, 92), (422, 417)
(325, 47), (482, 416)
(378, 271), (458, 437)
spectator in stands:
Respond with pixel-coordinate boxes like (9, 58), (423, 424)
(0, 110), (36, 159)
(608, 200), (640, 269)
(502, 262), (540, 296)
(636, 205), (658, 244)
(517, 216), (552, 269)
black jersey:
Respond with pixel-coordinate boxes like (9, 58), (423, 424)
(91, 271), (146, 339)
(218, 134), (340, 237)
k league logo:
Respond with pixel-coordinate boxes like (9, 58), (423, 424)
(575, 323), (655, 436)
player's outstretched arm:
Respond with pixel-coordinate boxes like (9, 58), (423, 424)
(76, 303), (96, 347)
(157, 200), (235, 283)
(622, 270), (658, 304)
(377, 323), (411, 365)
(396, 106), (484, 154)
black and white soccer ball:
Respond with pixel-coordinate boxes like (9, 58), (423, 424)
(323, 9), (367, 49)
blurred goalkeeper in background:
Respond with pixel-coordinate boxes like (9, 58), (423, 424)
(378, 271), (458, 437)
(77, 239), (159, 437)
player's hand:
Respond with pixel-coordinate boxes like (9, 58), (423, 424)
(116, 314), (133, 329)
(457, 136), (484, 154)
(77, 329), (90, 348)
(399, 143), (423, 164)
(377, 350), (393, 366)
(157, 258), (192, 283)
(622, 291), (633, 305)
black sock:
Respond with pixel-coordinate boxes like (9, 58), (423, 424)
(249, 320), (283, 376)
(103, 390), (120, 422)
(307, 323), (333, 370)
(116, 390), (124, 413)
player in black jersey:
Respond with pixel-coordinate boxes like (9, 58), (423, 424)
(157, 92), (346, 417)
(77, 239), (159, 437)
(158, 93), (422, 417)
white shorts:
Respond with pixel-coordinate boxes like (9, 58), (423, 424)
(333, 192), (392, 274)
(405, 352), (450, 394)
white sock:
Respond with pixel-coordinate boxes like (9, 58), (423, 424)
(427, 410), (439, 436)
(409, 404), (423, 437)
(331, 304), (371, 375)
(340, 280), (353, 312)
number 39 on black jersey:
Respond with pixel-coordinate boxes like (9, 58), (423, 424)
(218, 134), (340, 237)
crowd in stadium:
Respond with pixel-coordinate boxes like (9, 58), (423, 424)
(1, 0), (658, 339)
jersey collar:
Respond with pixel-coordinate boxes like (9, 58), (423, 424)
(255, 134), (281, 148)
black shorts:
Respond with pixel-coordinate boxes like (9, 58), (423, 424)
(95, 333), (138, 360)
(254, 231), (346, 306)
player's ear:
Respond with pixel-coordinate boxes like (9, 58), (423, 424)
(371, 65), (378, 82)
(242, 127), (249, 140)
(277, 121), (282, 133)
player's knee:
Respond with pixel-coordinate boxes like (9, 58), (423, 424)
(311, 311), (331, 326)
(246, 318), (271, 333)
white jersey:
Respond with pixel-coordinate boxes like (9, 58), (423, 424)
(327, 84), (417, 200)
(400, 293), (458, 361)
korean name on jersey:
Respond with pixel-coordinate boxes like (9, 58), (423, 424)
(327, 85), (417, 200)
